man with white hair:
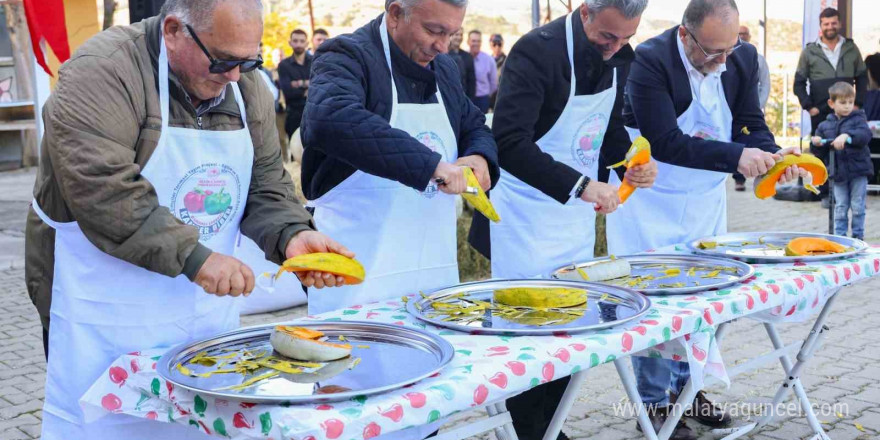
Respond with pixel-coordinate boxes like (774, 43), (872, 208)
(468, 1), (655, 438)
(607, 0), (809, 437)
(301, 0), (497, 318)
(27, 0), (351, 438)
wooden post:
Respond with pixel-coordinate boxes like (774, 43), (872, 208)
(2, 2), (38, 167)
(838, 0), (851, 38)
(307, 0), (315, 36)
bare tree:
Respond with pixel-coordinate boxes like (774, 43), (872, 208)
(2, 2), (37, 166)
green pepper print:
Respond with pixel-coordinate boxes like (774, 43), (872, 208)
(213, 417), (229, 437)
(194, 395), (207, 417)
(204, 188), (232, 215)
(259, 412), (273, 435)
(151, 378), (161, 396)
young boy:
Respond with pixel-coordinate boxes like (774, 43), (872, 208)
(812, 82), (875, 240)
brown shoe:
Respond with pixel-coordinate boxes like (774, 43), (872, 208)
(635, 405), (697, 440)
(672, 391), (732, 427)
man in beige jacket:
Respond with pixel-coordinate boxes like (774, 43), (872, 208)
(27, 0), (350, 438)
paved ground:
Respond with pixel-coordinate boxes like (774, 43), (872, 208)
(1, 170), (879, 440)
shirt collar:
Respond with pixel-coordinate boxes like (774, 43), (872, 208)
(676, 30), (727, 80)
(818, 36), (845, 51)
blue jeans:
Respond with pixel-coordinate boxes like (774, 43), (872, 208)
(833, 176), (868, 239)
(632, 357), (690, 406)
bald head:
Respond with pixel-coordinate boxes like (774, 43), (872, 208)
(738, 25), (751, 43)
(682, 0), (739, 32)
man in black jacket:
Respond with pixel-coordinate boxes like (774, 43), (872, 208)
(608, 1), (809, 438)
(278, 29), (312, 138)
(469, 1), (656, 439)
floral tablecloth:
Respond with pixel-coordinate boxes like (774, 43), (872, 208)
(80, 245), (880, 440)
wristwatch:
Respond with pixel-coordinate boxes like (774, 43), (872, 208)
(574, 175), (592, 199)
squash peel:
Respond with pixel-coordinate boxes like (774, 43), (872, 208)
(607, 136), (651, 203)
(461, 167), (500, 223)
(754, 154), (827, 199)
(784, 237), (847, 256)
(274, 253), (365, 285)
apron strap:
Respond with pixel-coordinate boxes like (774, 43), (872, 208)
(31, 199), (64, 229)
(565, 11), (577, 99)
(379, 13), (399, 106)
(230, 83), (249, 130)
(159, 37), (250, 130)
(159, 37), (172, 131)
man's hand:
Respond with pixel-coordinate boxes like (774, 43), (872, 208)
(455, 155), (491, 191)
(737, 148), (778, 178)
(623, 160), (657, 189)
(774, 146), (811, 184)
(285, 231), (356, 289)
(433, 162), (467, 195)
(809, 107), (820, 117)
(580, 181), (620, 214)
(195, 253), (255, 297)
(811, 136), (823, 147)
(831, 134), (849, 151)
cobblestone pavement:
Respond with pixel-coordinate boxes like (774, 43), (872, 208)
(1, 173), (879, 439)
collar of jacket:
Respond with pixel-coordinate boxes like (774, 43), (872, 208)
(826, 108), (866, 122)
(144, 16), (241, 120)
(369, 16), (439, 100)
(807, 38), (858, 57)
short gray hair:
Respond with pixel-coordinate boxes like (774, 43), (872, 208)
(682, 0), (739, 30)
(583, 0), (648, 21)
(385, 0), (469, 14)
(160, 0), (263, 33)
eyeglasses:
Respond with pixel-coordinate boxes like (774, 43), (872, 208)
(684, 26), (743, 61)
(185, 24), (263, 74)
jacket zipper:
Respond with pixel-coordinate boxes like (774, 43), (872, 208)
(197, 116), (203, 129)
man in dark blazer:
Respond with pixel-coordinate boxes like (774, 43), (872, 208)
(606, 0), (809, 437)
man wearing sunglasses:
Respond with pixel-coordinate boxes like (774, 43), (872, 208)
(605, 0), (810, 437)
(28, 1), (352, 438)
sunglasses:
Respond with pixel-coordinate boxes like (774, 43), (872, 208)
(684, 26), (743, 61)
(186, 24), (263, 74)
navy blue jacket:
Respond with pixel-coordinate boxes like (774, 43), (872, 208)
(624, 26), (778, 173)
(815, 109), (875, 182)
(300, 15), (499, 200)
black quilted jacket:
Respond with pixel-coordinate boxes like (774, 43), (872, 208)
(300, 14), (500, 200)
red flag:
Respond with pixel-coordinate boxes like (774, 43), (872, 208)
(23, 0), (71, 76)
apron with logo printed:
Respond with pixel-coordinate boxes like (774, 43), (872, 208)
(490, 11), (617, 278)
(606, 41), (733, 255)
(38, 37), (252, 440)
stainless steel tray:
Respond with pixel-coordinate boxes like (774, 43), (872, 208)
(686, 232), (868, 264)
(406, 279), (650, 336)
(550, 254), (755, 295)
(157, 321), (454, 404)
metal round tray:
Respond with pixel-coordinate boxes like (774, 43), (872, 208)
(157, 321), (454, 404)
(406, 279), (650, 336)
(550, 254), (755, 296)
(687, 231), (868, 264)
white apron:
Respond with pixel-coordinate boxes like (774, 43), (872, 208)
(38, 38), (252, 440)
(490, 11), (617, 279)
(308, 14), (459, 316)
(307, 14), (457, 440)
(606, 38), (733, 255)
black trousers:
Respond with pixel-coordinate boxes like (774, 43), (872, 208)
(506, 376), (571, 440)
